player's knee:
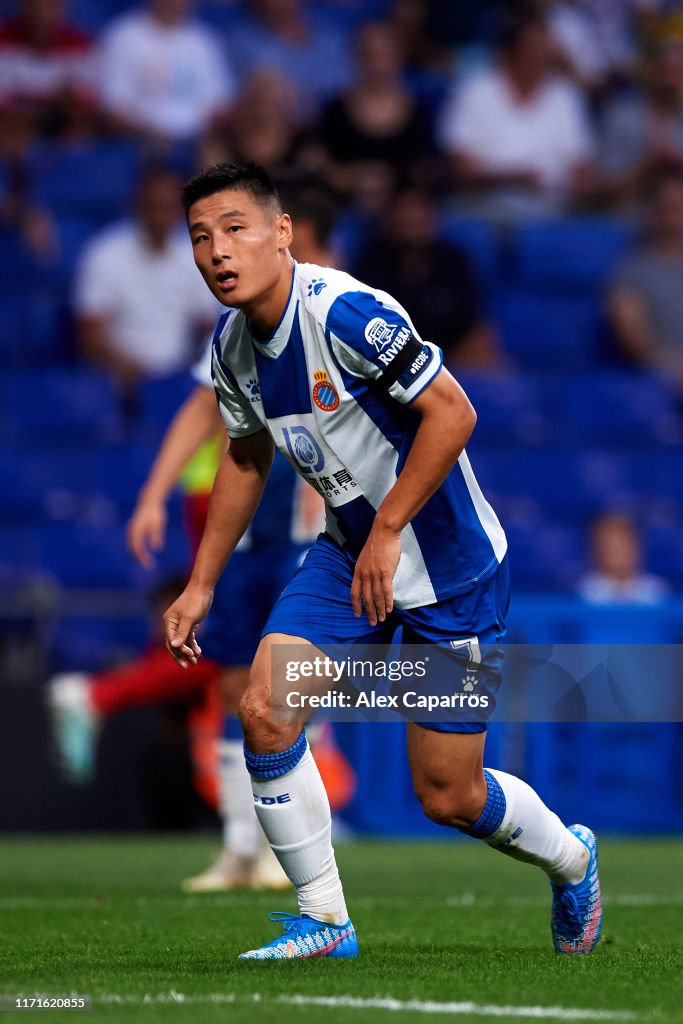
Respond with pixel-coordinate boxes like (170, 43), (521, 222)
(238, 690), (292, 751)
(416, 779), (487, 830)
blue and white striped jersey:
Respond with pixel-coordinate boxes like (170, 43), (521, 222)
(193, 337), (323, 549)
(211, 262), (507, 609)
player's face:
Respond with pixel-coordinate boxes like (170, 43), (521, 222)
(188, 189), (292, 309)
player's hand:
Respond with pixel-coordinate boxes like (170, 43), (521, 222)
(351, 521), (401, 627)
(127, 499), (168, 568)
(163, 585), (213, 669)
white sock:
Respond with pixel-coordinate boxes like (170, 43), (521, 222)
(471, 769), (588, 885)
(246, 734), (348, 925)
(219, 739), (262, 860)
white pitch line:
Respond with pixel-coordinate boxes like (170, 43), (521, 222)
(282, 994), (637, 1020)
(92, 991), (638, 1021)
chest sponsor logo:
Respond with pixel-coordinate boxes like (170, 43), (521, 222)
(282, 425), (325, 474)
(312, 369), (340, 412)
(279, 421), (360, 504)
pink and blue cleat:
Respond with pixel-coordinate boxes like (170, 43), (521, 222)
(551, 824), (602, 955)
(238, 912), (358, 960)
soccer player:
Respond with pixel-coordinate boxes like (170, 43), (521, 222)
(163, 162), (602, 959)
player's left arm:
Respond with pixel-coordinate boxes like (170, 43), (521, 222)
(350, 368), (476, 626)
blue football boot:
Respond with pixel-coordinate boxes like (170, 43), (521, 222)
(551, 824), (602, 955)
(238, 912), (358, 960)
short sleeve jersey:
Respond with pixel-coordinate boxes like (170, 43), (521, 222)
(210, 262), (507, 609)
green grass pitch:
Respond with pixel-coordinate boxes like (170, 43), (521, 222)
(0, 836), (681, 1023)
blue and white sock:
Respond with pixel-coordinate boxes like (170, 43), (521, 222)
(468, 769), (588, 885)
(245, 731), (348, 924)
(220, 715), (261, 859)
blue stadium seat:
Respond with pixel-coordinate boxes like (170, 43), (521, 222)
(68, 0), (136, 32)
(503, 518), (584, 590)
(28, 142), (141, 223)
(525, 723), (683, 832)
(32, 520), (141, 589)
(471, 449), (646, 516)
(195, 1), (252, 31)
(0, 524), (35, 586)
(542, 371), (683, 446)
(457, 371), (548, 446)
(644, 449), (683, 507)
(31, 518), (189, 591)
(0, 291), (66, 367)
(138, 374), (196, 441)
(48, 616), (148, 674)
(494, 289), (603, 369)
(645, 520), (683, 583)
(437, 214), (499, 287)
(0, 369), (122, 443)
(54, 216), (96, 284)
(513, 218), (630, 294)
(0, 231), (35, 294)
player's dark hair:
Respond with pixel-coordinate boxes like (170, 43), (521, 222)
(181, 161), (282, 218)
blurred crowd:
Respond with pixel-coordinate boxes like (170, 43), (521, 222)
(3, 0), (683, 378)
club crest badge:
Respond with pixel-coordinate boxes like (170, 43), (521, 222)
(312, 369), (340, 412)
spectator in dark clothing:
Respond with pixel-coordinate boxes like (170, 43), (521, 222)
(201, 68), (299, 171)
(319, 21), (434, 209)
(599, 38), (683, 209)
(354, 188), (502, 368)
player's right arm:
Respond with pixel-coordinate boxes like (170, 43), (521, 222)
(163, 428), (275, 668)
(127, 385), (222, 567)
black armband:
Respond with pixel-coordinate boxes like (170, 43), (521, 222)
(375, 333), (426, 390)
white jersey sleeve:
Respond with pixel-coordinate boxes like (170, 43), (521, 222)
(211, 335), (263, 439)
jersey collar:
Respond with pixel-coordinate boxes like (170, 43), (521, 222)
(248, 262), (298, 360)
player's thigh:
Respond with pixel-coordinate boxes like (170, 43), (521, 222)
(407, 723), (487, 819)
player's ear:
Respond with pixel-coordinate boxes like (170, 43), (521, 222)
(276, 213), (293, 251)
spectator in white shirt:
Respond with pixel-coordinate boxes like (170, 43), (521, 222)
(578, 512), (669, 604)
(439, 12), (595, 218)
(99, 0), (235, 143)
(74, 167), (218, 389)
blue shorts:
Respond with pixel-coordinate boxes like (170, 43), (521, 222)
(263, 533), (510, 733)
(201, 544), (308, 666)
